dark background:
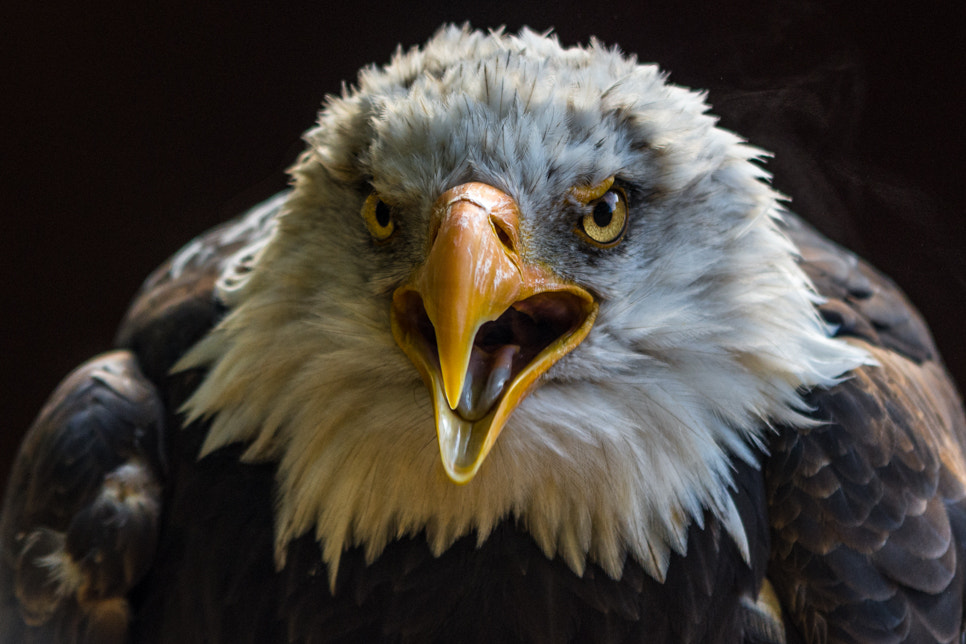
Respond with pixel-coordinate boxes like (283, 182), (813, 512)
(2, 1), (964, 491)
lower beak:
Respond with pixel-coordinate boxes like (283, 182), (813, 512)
(390, 183), (597, 483)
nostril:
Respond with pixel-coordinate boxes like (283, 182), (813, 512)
(490, 216), (515, 252)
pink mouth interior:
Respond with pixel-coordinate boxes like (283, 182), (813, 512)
(396, 291), (589, 421)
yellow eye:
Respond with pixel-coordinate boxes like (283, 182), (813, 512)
(362, 193), (396, 242)
(573, 178), (627, 247)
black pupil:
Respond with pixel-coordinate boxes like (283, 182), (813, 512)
(592, 193), (616, 228)
(375, 201), (392, 228)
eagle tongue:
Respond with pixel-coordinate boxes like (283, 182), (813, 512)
(455, 344), (520, 421)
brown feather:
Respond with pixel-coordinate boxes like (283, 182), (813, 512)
(768, 216), (966, 643)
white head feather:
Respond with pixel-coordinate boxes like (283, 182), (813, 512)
(176, 25), (869, 588)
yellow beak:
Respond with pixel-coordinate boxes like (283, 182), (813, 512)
(391, 183), (597, 483)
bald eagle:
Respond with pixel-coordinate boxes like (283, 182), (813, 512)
(2, 26), (965, 644)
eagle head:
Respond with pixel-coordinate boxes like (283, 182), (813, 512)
(175, 25), (867, 585)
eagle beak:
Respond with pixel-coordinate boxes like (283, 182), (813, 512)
(391, 183), (597, 484)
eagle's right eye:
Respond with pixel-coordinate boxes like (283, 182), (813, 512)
(580, 189), (627, 247)
(362, 193), (396, 242)
(570, 177), (628, 248)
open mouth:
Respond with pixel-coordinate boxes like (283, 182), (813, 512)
(395, 291), (591, 422)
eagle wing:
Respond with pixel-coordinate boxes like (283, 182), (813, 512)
(0, 194), (283, 644)
(768, 214), (966, 643)
(0, 352), (165, 644)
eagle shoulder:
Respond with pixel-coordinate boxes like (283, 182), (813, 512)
(115, 192), (284, 389)
(784, 213), (939, 365)
(767, 214), (966, 642)
(0, 351), (165, 644)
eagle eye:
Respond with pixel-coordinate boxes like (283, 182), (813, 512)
(362, 193), (396, 242)
(572, 178), (627, 247)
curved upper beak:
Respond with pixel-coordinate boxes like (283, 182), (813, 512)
(391, 183), (597, 483)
